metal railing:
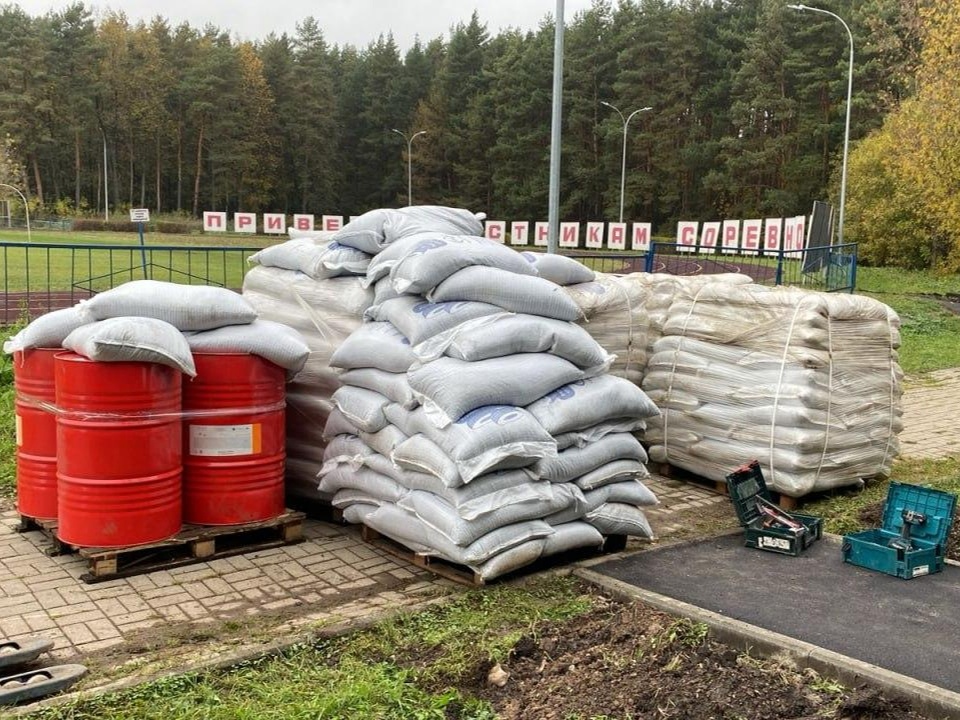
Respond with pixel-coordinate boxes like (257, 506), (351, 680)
(0, 241), (259, 324)
(641, 242), (858, 293)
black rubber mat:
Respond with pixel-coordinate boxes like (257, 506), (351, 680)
(594, 533), (960, 692)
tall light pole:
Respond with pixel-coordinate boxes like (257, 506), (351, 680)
(601, 102), (652, 224)
(789, 3), (853, 245)
(547, 0), (565, 254)
(391, 128), (426, 206)
(101, 127), (109, 222)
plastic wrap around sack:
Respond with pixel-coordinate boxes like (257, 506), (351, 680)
(534, 433), (649, 483)
(184, 320), (310, 376)
(408, 354), (585, 428)
(63, 317), (197, 376)
(521, 252), (595, 286)
(364, 297), (502, 346)
(339, 367), (418, 409)
(427, 267), (583, 322)
(4, 305), (94, 354)
(413, 313), (613, 373)
(83, 280), (257, 332)
(248, 238), (371, 280)
(641, 284), (903, 496)
(329, 321), (416, 372)
(367, 233), (537, 294)
(333, 206), (485, 255)
(526, 375), (660, 436)
(387, 404), (557, 485)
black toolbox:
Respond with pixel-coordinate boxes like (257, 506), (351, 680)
(725, 460), (822, 556)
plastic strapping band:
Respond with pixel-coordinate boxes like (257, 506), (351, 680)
(769, 295), (811, 491)
(291, 289), (334, 343)
(663, 285), (706, 466)
(877, 309), (898, 477)
(813, 309), (834, 489)
(611, 276), (636, 380)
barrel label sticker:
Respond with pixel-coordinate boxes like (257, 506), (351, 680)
(189, 424), (261, 456)
(15, 414), (22, 447)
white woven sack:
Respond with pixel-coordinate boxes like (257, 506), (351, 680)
(520, 252), (595, 286)
(414, 313), (612, 373)
(287, 228), (335, 241)
(4, 305), (94, 353)
(575, 459), (650, 491)
(320, 467), (407, 505)
(582, 479), (658, 512)
(477, 538), (547, 581)
(364, 297), (501, 346)
(408, 354), (584, 427)
(250, 238), (370, 280)
(427, 267), (583, 322)
(387, 404), (557, 485)
(535, 433), (649, 483)
(392, 434), (463, 488)
(586, 503), (654, 538)
(361, 501), (554, 565)
(554, 418), (649, 450)
(397, 484), (580, 547)
(329, 321), (416, 372)
(329, 208), (394, 254)
(322, 407), (360, 439)
(339, 367), (417, 409)
(381, 206), (485, 244)
(527, 375), (660, 436)
(369, 233), (536, 294)
(359, 424), (408, 458)
(84, 280), (257, 331)
(62, 317), (196, 376)
(184, 320), (309, 376)
(331, 385), (391, 433)
(541, 522), (604, 556)
(373, 276), (403, 304)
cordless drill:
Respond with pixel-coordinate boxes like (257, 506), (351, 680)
(888, 509), (926, 552)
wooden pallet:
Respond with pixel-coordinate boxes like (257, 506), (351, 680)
(656, 463), (802, 510)
(18, 511), (305, 583)
(360, 525), (485, 587)
(15, 516), (70, 556)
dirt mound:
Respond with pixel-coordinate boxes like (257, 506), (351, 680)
(452, 597), (927, 720)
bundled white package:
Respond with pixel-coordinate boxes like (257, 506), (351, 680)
(642, 284), (903, 496)
(84, 280), (257, 331)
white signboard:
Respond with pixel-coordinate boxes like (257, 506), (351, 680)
(130, 208), (150, 222)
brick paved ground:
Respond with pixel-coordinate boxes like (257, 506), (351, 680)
(0, 372), (952, 685)
(899, 368), (960, 459)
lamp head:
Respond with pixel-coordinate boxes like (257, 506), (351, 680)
(640, 106), (653, 112)
(787, 3), (806, 9)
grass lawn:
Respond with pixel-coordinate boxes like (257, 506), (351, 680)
(31, 576), (591, 720)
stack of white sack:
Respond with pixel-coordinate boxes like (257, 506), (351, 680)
(242, 212), (484, 504)
(641, 283), (903, 497)
(6, 280), (307, 376)
(561, 272), (753, 382)
(320, 212), (660, 581)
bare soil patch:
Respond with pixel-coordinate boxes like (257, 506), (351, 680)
(445, 593), (929, 720)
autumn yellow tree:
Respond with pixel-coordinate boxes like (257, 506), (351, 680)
(847, 0), (960, 269)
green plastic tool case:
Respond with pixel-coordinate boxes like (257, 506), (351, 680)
(842, 482), (956, 579)
(726, 461), (822, 556)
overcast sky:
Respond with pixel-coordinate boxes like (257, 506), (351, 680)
(15, 1), (596, 49)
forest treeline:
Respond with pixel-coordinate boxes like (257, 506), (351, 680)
(0, 0), (950, 266)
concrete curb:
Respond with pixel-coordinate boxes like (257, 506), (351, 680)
(575, 566), (960, 720)
(6, 594), (455, 717)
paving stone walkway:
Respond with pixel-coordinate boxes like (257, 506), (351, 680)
(0, 370), (954, 682)
(899, 368), (960, 459)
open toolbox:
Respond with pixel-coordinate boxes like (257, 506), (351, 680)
(842, 481), (956, 579)
(725, 460), (822, 556)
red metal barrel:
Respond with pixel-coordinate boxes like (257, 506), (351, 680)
(181, 353), (285, 525)
(55, 353), (182, 547)
(13, 349), (60, 520)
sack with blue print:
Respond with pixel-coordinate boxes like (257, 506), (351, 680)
(329, 321), (416, 372)
(427, 267), (583, 321)
(526, 374), (660, 436)
(520, 252), (595, 286)
(364, 296), (502, 346)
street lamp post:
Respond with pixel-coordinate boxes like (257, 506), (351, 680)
(788, 3), (853, 245)
(600, 101), (652, 224)
(391, 128), (426, 207)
